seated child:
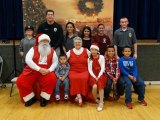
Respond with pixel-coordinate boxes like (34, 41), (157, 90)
(119, 46), (147, 109)
(55, 54), (70, 101)
(88, 43), (107, 112)
(104, 46), (120, 101)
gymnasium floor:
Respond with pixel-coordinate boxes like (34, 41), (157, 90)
(0, 85), (160, 120)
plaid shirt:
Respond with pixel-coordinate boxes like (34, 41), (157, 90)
(105, 56), (120, 80)
(55, 62), (70, 79)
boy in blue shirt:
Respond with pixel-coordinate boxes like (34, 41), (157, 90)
(119, 46), (147, 109)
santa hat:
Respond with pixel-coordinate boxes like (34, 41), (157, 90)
(90, 43), (99, 51)
(35, 33), (51, 46)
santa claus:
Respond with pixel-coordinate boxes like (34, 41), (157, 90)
(16, 34), (58, 107)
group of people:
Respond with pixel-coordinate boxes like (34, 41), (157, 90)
(16, 9), (147, 112)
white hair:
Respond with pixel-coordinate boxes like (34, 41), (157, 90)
(38, 42), (51, 57)
(73, 36), (82, 43)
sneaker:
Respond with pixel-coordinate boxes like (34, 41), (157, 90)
(126, 103), (133, 109)
(97, 103), (104, 112)
(96, 98), (100, 104)
(107, 96), (114, 101)
(114, 95), (120, 101)
(78, 97), (83, 106)
(64, 94), (69, 100)
(75, 96), (79, 102)
(138, 100), (147, 106)
(55, 95), (60, 101)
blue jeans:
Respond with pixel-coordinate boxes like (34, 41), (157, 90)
(55, 77), (69, 95)
(119, 75), (145, 103)
(104, 78), (112, 99)
(104, 76), (124, 99)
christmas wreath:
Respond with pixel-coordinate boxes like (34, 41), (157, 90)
(78, 0), (103, 16)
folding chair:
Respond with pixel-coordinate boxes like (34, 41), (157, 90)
(0, 56), (6, 88)
(10, 77), (18, 97)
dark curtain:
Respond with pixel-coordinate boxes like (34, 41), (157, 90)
(114, 0), (160, 39)
(0, 0), (23, 40)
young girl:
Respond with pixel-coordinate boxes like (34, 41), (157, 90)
(88, 43), (107, 112)
(63, 22), (76, 52)
(81, 26), (92, 50)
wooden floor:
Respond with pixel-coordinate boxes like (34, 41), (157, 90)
(0, 85), (160, 120)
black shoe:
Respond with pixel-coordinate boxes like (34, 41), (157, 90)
(25, 97), (36, 107)
(40, 97), (47, 107)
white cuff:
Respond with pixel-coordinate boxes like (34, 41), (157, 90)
(23, 92), (35, 102)
(40, 91), (51, 100)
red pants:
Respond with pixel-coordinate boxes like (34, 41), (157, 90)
(16, 71), (56, 102)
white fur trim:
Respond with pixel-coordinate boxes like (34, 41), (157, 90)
(23, 92), (35, 102)
(40, 91), (50, 100)
(38, 34), (51, 43)
(90, 45), (99, 51)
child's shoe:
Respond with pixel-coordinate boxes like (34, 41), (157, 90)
(78, 97), (83, 106)
(126, 103), (133, 109)
(64, 94), (69, 100)
(55, 95), (60, 101)
(138, 100), (147, 106)
(97, 102), (104, 112)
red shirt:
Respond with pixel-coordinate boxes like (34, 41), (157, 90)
(93, 34), (111, 55)
(105, 55), (120, 80)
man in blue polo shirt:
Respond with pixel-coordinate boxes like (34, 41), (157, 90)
(113, 17), (137, 59)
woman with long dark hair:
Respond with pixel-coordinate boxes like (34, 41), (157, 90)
(63, 22), (77, 52)
(81, 26), (92, 50)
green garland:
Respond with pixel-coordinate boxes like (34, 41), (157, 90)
(78, 0), (103, 16)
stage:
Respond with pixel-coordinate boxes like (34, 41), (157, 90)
(0, 85), (159, 120)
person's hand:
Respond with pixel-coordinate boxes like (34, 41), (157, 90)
(61, 76), (65, 81)
(133, 53), (137, 59)
(133, 77), (137, 82)
(39, 68), (50, 75)
(113, 78), (117, 84)
(20, 52), (24, 57)
(59, 76), (62, 80)
(39, 68), (46, 74)
(128, 74), (134, 80)
(128, 75), (136, 82)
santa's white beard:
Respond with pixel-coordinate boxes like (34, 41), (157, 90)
(38, 43), (51, 57)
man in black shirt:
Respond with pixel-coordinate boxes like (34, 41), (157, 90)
(37, 10), (64, 55)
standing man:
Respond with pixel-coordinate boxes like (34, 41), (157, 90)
(37, 10), (64, 55)
(93, 24), (111, 55)
(113, 17), (137, 59)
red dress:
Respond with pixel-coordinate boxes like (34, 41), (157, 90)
(68, 48), (89, 96)
(89, 57), (107, 89)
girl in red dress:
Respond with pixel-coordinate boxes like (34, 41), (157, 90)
(67, 36), (90, 106)
(88, 43), (107, 111)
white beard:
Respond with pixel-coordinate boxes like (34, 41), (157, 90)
(38, 42), (51, 57)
